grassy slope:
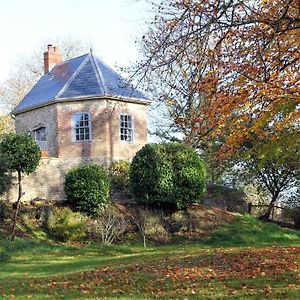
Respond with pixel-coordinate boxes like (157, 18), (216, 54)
(206, 214), (300, 246)
(1, 214), (300, 299)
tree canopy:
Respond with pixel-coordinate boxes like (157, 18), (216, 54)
(136, 0), (299, 155)
(135, 0), (300, 218)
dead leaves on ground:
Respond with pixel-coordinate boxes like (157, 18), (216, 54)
(1, 246), (300, 299)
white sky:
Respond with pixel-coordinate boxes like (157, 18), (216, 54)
(0, 0), (153, 83)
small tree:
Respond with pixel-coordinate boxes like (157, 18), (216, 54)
(0, 133), (40, 240)
(239, 132), (300, 220)
(92, 206), (127, 245)
(131, 207), (169, 247)
(130, 142), (206, 209)
(131, 208), (148, 248)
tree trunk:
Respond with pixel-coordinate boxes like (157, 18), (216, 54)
(259, 194), (278, 221)
(11, 171), (22, 241)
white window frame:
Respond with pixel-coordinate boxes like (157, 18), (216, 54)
(119, 113), (134, 143)
(72, 112), (92, 142)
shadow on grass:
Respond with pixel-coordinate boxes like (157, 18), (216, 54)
(0, 238), (163, 278)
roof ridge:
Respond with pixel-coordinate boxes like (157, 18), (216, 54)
(93, 55), (122, 78)
(55, 55), (90, 99)
(89, 53), (108, 94)
(92, 55), (135, 98)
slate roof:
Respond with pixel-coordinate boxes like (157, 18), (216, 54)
(13, 53), (149, 114)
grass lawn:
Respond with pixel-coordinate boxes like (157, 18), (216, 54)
(1, 215), (300, 299)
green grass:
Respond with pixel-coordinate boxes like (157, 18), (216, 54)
(0, 214), (300, 299)
(206, 214), (300, 246)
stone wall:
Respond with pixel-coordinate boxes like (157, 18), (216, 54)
(202, 183), (248, 214)
(15, 104), (58, 157)
(7, 157), (106, 203)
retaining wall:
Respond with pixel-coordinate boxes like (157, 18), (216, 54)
(7, 157), (106, 202)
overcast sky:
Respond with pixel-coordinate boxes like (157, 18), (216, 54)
(0, 0), (153, 83)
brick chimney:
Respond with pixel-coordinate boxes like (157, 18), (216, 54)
(43, 44), (62, 73)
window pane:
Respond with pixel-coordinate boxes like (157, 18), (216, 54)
(74, 113), (91, 141)
(34, 127), (46, 141)
(120, 114), (133, 142)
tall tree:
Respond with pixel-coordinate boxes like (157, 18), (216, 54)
(0, 115), (14, 134)
(135, 0), (300, 152)
(135, 0), (300, 218)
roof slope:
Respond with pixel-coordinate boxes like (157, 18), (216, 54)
(13, 53), (148, 114)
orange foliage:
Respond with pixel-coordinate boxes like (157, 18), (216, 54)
(137, 0), (300, 158)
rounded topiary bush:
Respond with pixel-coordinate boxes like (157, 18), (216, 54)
(130, 142), (206, 209)
(64, 164), (109, 216)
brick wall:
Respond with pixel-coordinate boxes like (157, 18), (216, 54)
(56, 100), (108, 159)
(104, 100), (148, 162)
(11, 97), (149, 202)
(15, 98), (148, 163)
(56, 99), (148, 163)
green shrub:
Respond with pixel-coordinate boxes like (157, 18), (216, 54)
(109, 160), (130, 191)
(64, 164), (109, 215)
(45, 207), (86, 242)
(130, 142), (206, 209)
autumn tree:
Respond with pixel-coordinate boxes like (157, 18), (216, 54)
(0, 133), (41, 240)
(135, 0), (299, 152)
(0, 115), (14, 134)
(134, 0), (300, 218)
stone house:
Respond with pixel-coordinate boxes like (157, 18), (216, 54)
(13, 45), (150, 163)
(10, 45), (150, 201)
